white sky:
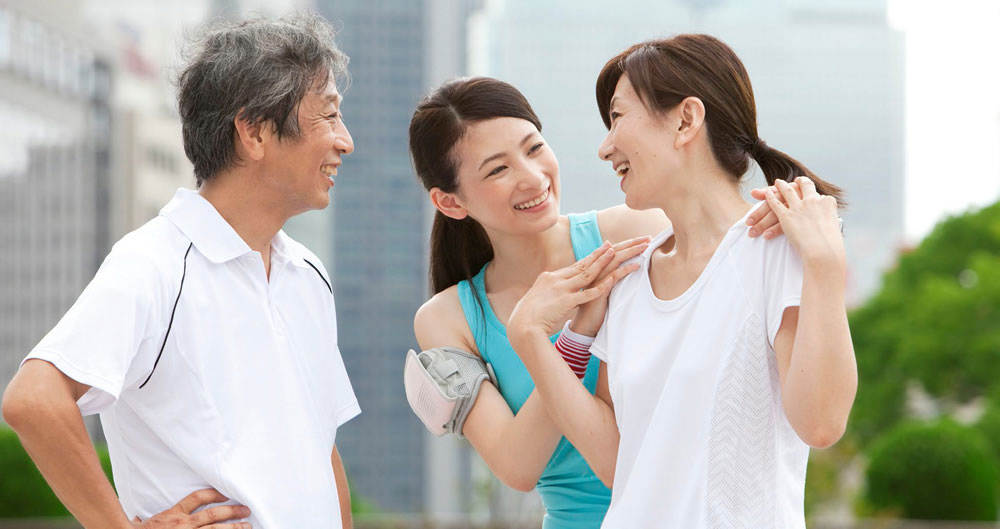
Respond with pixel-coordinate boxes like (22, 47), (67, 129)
(888, 0), (1000, 242)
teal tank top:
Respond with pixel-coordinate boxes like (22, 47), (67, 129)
(457, 211), (610, 529)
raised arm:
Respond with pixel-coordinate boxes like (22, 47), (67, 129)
(506, 238), (648, 487)
(766, 177), (857, 448)
(413, 288), (563, 492)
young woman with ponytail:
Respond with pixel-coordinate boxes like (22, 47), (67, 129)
(407, 76), (797, 529)
(506, 35), (857, 528)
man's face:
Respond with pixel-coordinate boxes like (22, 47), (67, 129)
(261, 76), (354, 214)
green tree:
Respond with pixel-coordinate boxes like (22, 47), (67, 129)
(864, 420), (997, 521)
(848, 200), (1000, 445)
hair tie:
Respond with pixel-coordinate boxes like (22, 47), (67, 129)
(749, 137), (768, 159)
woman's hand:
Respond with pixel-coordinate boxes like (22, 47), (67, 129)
(507, 237), (649, 343)
(571, 236), (651, 336)
(746, 179), (806, 239)
(763, 177), (845, 268)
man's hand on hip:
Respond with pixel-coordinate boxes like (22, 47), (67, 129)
(132, 489), (251, 529)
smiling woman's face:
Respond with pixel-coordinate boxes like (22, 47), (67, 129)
(446, 116), (562, 236)
(597, 74), (683, 211)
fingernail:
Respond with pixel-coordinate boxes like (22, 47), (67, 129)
(749, 229), (757, 237)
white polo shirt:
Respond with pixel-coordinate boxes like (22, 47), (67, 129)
(592, 206), (808, 529)
(24, 188), (360, 528)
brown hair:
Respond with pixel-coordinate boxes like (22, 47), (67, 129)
(596, 34), (843, 205)
(409, 77), (543, 294)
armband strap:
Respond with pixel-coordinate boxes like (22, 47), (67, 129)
(403, 346), (497, 438)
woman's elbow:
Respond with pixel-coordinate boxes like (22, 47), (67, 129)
(798, 421), (847, 449)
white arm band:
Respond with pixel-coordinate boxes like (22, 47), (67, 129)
(403, 346), (497, 439)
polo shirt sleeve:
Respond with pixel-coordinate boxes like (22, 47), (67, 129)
(22, 247), (164, 415)
(327, 295), (361, 427)
(763, 236), (805, 349)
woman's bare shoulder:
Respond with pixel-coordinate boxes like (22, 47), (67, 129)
(414, 284), (478, 354)
(595, 204), (670, 242)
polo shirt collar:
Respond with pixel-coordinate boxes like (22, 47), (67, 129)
(160, 188), (252, 263)
(271, 229), (311, 269)
(160, 189), (314, 268)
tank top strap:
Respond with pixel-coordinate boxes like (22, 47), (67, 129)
(456, 263), (493, 363)
(567, 210), (604, 261)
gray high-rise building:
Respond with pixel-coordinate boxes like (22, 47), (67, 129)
(470, 0), (905, 305)
(0, 0), (114, 398)
(302, 0), (476, 514)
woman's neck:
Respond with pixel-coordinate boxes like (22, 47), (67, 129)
(484, 216), (573, 291)
(653, 168), (751, 260)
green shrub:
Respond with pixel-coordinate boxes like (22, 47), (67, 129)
(864, 420), (997, 521)
(975, 397), (1000, 475)
(0, 427), (114, 517)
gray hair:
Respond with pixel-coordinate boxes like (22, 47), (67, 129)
(177, 13), (349, 186)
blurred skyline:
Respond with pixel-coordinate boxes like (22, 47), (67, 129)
(73, 0), (1000, 245)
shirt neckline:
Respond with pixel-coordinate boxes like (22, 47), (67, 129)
(641, 204), (759, 312)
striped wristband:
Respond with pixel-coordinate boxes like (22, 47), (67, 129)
(554, 321), (595, 378)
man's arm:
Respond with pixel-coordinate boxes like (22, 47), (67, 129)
(2, 360), (250, 529)
(331, 445), (352, 529)
(2, 360), (135, 529)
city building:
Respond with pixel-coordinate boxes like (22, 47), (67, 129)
(0, 0), (114, 401)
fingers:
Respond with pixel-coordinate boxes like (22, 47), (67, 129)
(193, 505), (252, 526)
(568, 244), (616, 287)
(589, 238), (649, 285)
(610, 236), (651, 253)
(204, 524), (252, 529)
(748, 209), (777, 238)
(606, 239), (649, 268)
(762, 223), (784, 240)
(795, 176), (818, 198)
(578, 262), (640, 304)
(745, 199), (772, 227)
(558, 240), (612, 279)
(775, 179), (802, 208)
(176, 489), (230, 514)
(763, 187), (789, 219)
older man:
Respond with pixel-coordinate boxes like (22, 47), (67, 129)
(1, 14), (358, 529)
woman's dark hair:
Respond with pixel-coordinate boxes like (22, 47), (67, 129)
(409, 77), (543, 294)
(596, 34), (844, 205)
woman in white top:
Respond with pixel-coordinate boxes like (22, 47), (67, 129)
(506, 34), (858, 528)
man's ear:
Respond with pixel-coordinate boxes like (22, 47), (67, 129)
(429, 187), (468, 220)
(674, 96), (706, 149)
(233, 109), (269, 162)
